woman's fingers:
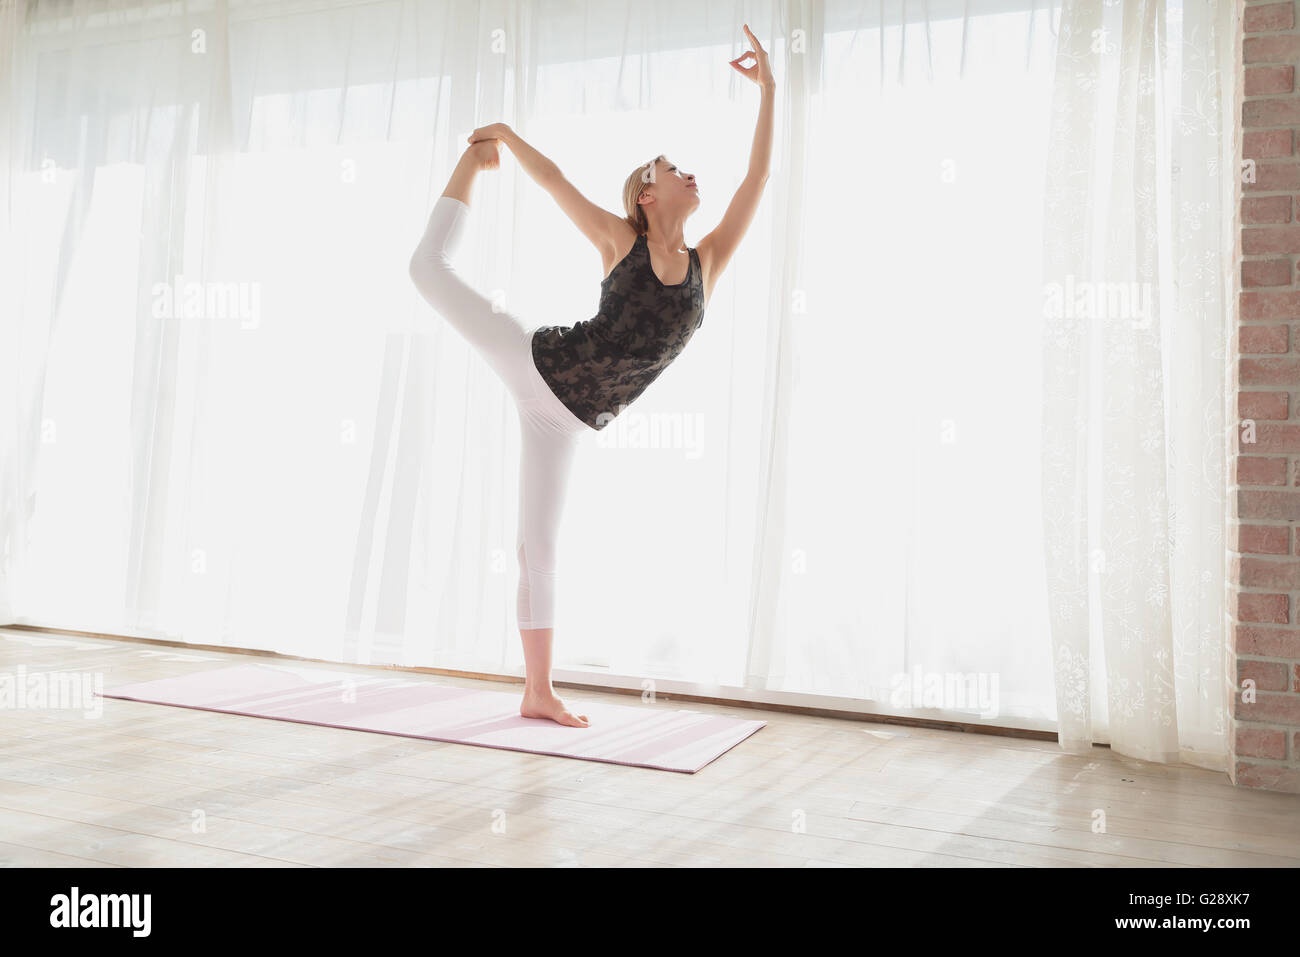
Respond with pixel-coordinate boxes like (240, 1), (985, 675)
(730, 24), (768, 83)
(466, 123), (507, 144)
(736, 25), (765, 69)
(730, 48), (758, 81)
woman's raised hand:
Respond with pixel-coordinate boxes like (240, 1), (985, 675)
(729, 24), (774, 90)
(468, 123), (513, 145)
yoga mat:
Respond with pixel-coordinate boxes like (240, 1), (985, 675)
(97, 663), (765, 773)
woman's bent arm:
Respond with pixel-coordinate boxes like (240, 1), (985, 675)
(468, 123), (627, 263)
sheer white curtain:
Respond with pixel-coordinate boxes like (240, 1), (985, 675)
(764, 0), (1063, 726)
(0, 0), (1234, 750)
(1041, 0), (1236, 768)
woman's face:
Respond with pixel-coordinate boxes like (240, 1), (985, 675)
(642, 158), (700, 216)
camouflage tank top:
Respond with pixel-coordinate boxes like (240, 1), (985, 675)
(530, 232), (705, 430)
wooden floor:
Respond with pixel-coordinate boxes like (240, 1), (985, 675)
(1, 627), (1297, 868)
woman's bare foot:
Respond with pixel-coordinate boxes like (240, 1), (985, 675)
(520, 685), (589, 727)
(468, 139), (500, 170)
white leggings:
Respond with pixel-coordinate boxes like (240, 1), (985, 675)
(409, 195), (590, 631)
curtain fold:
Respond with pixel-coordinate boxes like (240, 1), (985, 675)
(0, 0), (25, 625)
(744, 0), (819, 691)
(1041, 0), (1235, 767)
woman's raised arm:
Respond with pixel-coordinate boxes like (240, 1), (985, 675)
(468, 123), (627, 267)
(697, 24), (775, 301)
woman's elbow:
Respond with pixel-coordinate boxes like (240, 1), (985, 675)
(408, 246), (458, 309)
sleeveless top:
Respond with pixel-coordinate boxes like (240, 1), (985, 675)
(530, 233), (706, 430)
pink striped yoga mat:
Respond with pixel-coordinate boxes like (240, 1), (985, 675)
(98, 663), (765, 773)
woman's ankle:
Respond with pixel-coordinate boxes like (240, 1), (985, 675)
(440, 152), (481, 205)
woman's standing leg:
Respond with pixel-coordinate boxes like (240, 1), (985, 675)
(516, 407), (588, 727)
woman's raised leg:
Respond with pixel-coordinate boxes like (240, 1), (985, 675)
(408, 140), (534, 402)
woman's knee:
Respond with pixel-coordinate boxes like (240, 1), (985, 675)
(408, 250), (458, 307)
(517, 539), (559, 576)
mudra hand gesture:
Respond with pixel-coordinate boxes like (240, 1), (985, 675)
(729, 24), (774, 90)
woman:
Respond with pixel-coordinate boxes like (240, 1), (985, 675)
(409, 25), (774, 727)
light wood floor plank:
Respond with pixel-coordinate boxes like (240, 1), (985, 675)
(0, 839), (121, 868)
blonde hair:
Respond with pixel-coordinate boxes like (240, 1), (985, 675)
(622, 155), (665, 235)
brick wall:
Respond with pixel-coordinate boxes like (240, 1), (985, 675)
(1236, 0), (1300, 792)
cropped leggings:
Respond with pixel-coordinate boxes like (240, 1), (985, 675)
(409, 195), (590, 630)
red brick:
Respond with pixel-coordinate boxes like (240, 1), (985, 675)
(1236, 523), (1293, 553)
(1245, 2), (1295, 33)
(1244, 129), (1294, 157)
(1235, 690), (1300, 723)
(1240, 423), (1300, 453)
(1239, 391), (1291, 420)
(1239, 356), (1300, 385)
(1236, 624), (1300, 656)
(1242, 225), (1300, 254)
(1235, 591), (1292, 623)
(1237, 455), (1290, 485)
(1234, 761), (1300, 792)
(1235, 725), (1287, 759)
(1239, 489), (1300, 522)
(1245, 34), (1300, 63)
(1242, 258), (1292, 286)
(1238, 556), (1300, 589)
(1240, 289), (1300, 317)
(1246, 64), (1296, 95)
(1240, 324), (1290, 352)
(1247, 161), (1300, 189)
(1239, 657), (1292, 690)
(1243, 195), (1292, 223)
(1244, 100), (1300, 129)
